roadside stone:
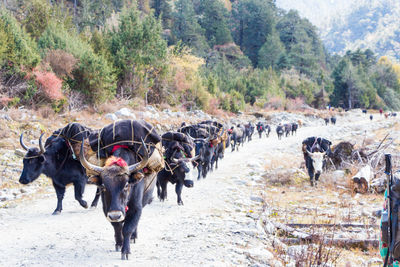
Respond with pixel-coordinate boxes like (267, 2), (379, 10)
(245, 246), (274, 264)
(14, 149), (25, 157)
(146, 105), (158, 113)
(250, 196), (264, 203)
(367, 257), (383, 265)
(0, 114), (12, 121)
(105, 113), (118, 121)
(115, 108), (136, 118)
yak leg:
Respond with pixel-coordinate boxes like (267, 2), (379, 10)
(210, 156), (215, 171)
(52, 183), (65, 215)
(112, 222), (124, 252)
(176, 181), (184, 205)
(73, 180), (88, 209)
(156, 180), (161, 200)
(202, 163), (207, 178)
(90, 187), (101, 208)
(197, 163), (202, 180)
(307, 167), (314, 186)
(157, 178), (168, 201)
(121, 186), (144, 260)
(314, 172), (321, 186)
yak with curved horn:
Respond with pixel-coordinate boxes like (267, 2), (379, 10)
(19, 132), (90, 214)
(79, 119), (164, 260)
(302, 136), (332, 186)
(157, 132), (199, 205)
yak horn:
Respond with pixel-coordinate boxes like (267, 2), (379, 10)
(79, 138), (104, 174)
(39, 133), (45, 154)
(190, 154), (200, 161)
(128, 139), (149, 174)
(20, 133), (29, 151)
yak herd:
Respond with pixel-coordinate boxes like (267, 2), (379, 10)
(17, 117), (316, 260)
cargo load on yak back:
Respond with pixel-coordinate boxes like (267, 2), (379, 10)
(79, 119), (164, 260)
(157, 132), (199, 205)
(380, 154), (400, 267)
(199, 120), (228, 170)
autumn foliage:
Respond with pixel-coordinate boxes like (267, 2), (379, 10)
(33, 70), (64, 100)
(44, 50), (78, 78)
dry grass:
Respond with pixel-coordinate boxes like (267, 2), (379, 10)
(38, 106), (55, 119)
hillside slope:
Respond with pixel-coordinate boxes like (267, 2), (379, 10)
(276, 0), (400, 59)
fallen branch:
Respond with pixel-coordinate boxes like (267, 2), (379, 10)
(376, 132), (390, 150)
(286, 223), (379, 229)
(271, 221), (313, 240)
(281, 238), (379, 249)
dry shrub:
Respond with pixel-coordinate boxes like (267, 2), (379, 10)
(274, 219), (342, 266)
(33, 70), (64, 101)
(0, 120), (10, 139)
(0, 96), (11, 108)
(66, 90), (86, 111)
(292, 237), (341, 266)
(265, 173), (293, 186)
(38, 106), (54, 119)
(285, 97), (305, 111)
(97, 100), (118, 114)
(206, 97), (220, 115)
(157, 102), (172, 111)
(44, 50), (78, 78)
(265, 96), (285, 110)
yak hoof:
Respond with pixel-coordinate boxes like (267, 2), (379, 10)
(52, 210), (61, 215)
(121, 253), (129, 260)
(183, 180), (194, 188)
(178, 201), (184, 206)
(115, 245), (122, 252)
(80, 200), (88, 209)
(90, 205), (97, 210)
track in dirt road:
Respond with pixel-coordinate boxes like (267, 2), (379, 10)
(0, 112), (393, 267)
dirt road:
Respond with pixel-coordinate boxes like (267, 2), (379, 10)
(0, 111), (393, 266)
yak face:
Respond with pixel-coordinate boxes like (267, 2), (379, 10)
(98, 164), (133, 223)
(79, 139), (149, 223)
(307, 151), (326, 175)
(170, 150), (193, 187)
(19, 148), (46, 184)
(19, 133), (48, 185)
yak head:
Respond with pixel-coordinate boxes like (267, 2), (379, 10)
(307, 149), (327, 175)
(19, 133), (47, 184)
(79, 139), (148, 223)
(169, 148), (199, 187)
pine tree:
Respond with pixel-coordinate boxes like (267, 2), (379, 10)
(171, 0), (209, 57)
(231, 0), (276, 66)
(151, 0), (173, 29)
(257, 30), (285, 69)
(198, 0), (232, 47)
(109, 6), (167, 95)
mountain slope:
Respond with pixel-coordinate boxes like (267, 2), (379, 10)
(276, 0), (400, 60)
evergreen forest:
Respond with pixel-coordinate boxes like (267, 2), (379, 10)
(1, 0), (400, 113)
